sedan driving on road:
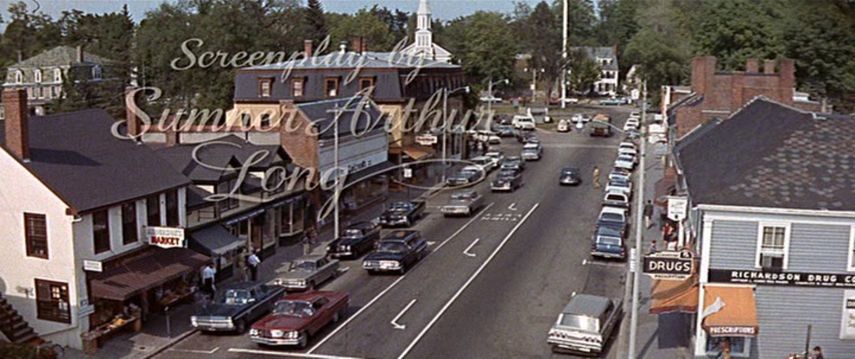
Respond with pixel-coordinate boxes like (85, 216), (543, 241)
(250, 291), (349, 349)
(441, 190), (485, 217)
(559, 167), (582, 186)
(326, 221), (381, 259)
(271, 255), (339, 291)
(521, 142), (543, 161)
(492, 168), (523, 192)
(363, 230), (428, 274)
(379, 201), (425, 227)
(446, 167), (483, 186)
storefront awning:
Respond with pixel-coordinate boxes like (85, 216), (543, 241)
(90, 247), (209, 301)
(702, 285), (759, 337)
(344, 161), (395, 187)
(402, 146), (435, 161)
(190, 225), (244, 255)
(650, 275), (699, 314)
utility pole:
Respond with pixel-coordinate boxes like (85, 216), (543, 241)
(442, 88), (448, 183)
(561, 0), (568, 109)
(627, 80), (647, 359)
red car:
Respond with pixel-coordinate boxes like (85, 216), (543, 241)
(249, 291), (349, 348)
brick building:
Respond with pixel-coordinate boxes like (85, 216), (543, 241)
(667, 56), (823, 140)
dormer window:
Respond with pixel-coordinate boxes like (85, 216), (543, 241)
(15, 71), (23, 84)
(34, 69), (42, 83)
(359, 77), (375, 95)
(325, 77), (339, 97)
(292, 78), (304, 97)
(91, 65), (102, 80)
(259, 78), (273, 98)
(53, 68), (62, 82)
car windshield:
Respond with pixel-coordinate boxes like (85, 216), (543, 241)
(377, 241), (408, 253)
(451, 192), (474, 200)
(273, 300), (314, 317)
(597, 225), (623, 238)
(610, 180), (629, 187)
(499, 170), (517, 177)
(343, 229), (363, 237)
(562, 168), (578, 175)
(600, 213), (624, 222)
(223, 289), (252, 305)
(289, 260), (316, 272)
(560, 314), (600, 332)
(389, 202), (411, 211)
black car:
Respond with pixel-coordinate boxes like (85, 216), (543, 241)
(591, 224), (626, 260)
(491, 169), (523, 192)
(500, 156), (526, 172)
(326, 221), (381, 259)
(362, 230), (428, 274)
(559, 167), (582, 186)
(378, 201), (425, 227)
(191, 283), (286, 333)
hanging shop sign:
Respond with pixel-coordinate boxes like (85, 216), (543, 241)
(145, 226), (186, 249)
(643, 250), (694, 280)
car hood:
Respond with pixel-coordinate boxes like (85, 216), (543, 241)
(278, 271), (313, 280)
(252, 313), (310, 331)
(364, 251), (406, 261)
(194, 303), (243, 317)
(446, 199), (471, 206)
(381, 211), (407, 218)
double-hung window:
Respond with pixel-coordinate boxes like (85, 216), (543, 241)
(757, 224), (788, 270)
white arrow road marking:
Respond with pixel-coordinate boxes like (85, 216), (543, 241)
(427, 241), (436, 246)
(463, 238), (480, 257)
(168, 347), (220, 354)
(508, 203), (518, 211)
(228, 348), (363, 358)
(582, 259), (588, 266)
(391, 299), (418, 330)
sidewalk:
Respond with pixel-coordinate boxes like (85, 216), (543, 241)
(618, 141), (694, 359)
(62, 174), (444, 359)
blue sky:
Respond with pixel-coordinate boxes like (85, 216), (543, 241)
(2, 0), (550, 24)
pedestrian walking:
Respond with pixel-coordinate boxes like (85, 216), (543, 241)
(247, 251), (260, 282)
(592, 166), (601, 189)
(643, 200), (654, 229)
(201, 263), (216, 297)
(648, 240), (657, 254)
(811, 346), (824, 359)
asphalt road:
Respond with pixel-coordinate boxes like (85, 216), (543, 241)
(154, 105), (634, 359)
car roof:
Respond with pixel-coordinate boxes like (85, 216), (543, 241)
(600, 206), (626, 215)
(523, 143), (539, 148)
(596, 225), (623, 237)
(471, 156), (490, 161)
(348, 221), (377, 230)
(604, 190), (627, 197)
(563, 294), (612, 316)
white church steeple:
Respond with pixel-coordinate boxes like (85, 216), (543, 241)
(402, 0), (451, 63)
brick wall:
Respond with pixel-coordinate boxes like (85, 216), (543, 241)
(279, 107), (319, 171)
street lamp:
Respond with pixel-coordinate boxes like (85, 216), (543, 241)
(442, 85), (470, 183)
(486, 78), (509, 122)
(524, 67), (545, 104)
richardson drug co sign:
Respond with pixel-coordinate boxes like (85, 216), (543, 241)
(145, 226), (186, 249)
(710, 269), (855, 288)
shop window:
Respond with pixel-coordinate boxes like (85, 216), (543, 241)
(92, 209), (111, 254)
(260, 113), (272, 129)
(147, 194), (161, 227)
(705, 336), (749, 357)
(292, 78), (304, 97)
(52, 86), (60, 98)
(24, 213), (48, 259)
(121, 203), (137, 245)
(35, 279), (70, 324)
(325, 77), (339, 97)
(756, 224), (788, 270)
(165, 190), (179, 227)
(259, 78), (273, 97)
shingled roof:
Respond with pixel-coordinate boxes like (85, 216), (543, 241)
(676, 97), (855, 211)
(0, 109), (190, 213)
(11, 46), (114, 68)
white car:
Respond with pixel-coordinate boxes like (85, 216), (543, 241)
(469, 156), (496, 172)
(618, 147), (637, 157)
(619, 142), (636, 152)
(557, 119), (570, 132)
(623, 118), (640, 132)
(605, 180), (632, 197)
(614, 154), (635, 170)
(513, 115), (537, 130)
(484, 151), (504, 165)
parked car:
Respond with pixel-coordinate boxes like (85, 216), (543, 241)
(624, 129), (641, 140)
(590, 224), (626, 259)
(446, 167), (483, 186)
(325, 221), (381, 259)
(614, 154), (635, 171)
(512, 115), (537, 130)
(597, 206), (628, 231)
(598, 97), (623, 106)
(492, 168), (523, 192)
(496, 125), (515, 137)
(623, 118), (640, 132)
(363, 230), (428, 274)
(249, 291), (349, 348)
(484, 151), (504, 166)
(618, 147), (637, 157)
(521, 143), (543, 161)
(270, 255), (340, 291)
(500, 156), (526, 172)
(609, 168), (631, 183)
(618, 141), (636, 153)
(603, 190), (630, 209)
(557, 119), (571, 132)
(441, 190), (485, 217)
(559, 167), (582, 186)
(469, 156), (497, 173)
(191, 283), (286, 333)
(605, 179), (632, 197)
(379, 201), (425, 227)
(547, 294), (622, 355)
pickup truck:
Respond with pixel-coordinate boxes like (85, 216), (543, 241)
(363, 230), (428, 274)
(270, 255), (339, 291)
(191, 283), (286, 333)
(441, 190), (485, 217)
(250, 291), (349, 349)
(379, 201), (425, 228)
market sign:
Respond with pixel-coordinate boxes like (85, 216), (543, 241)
(643, 250), (694, 280)
(667, 196), (688, 221)
(145, 226), (186, 249)
(83, 260), (102, 272)
(710, 269), (855, 288)
(415, 133), (438, 146)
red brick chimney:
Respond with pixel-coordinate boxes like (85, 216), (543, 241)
(745, 58), (759, 73)
(361, 38), (368, 54)
(3, 89), (30, 161)
(691, 56), (716, 96)
(304, 40), (313, 58)
(76, 45), (84, 63)
(125, 86), (141, 140)
(779, 58), (796, 103)
(351, 37), (363, 54)
(763, 59), (777, 74)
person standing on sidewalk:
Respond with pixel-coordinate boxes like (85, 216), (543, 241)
(643, 200), (654, 228)
(592, 166), (601, 189)
(247, 251), (260, 282)
(201, 263), (216, 297)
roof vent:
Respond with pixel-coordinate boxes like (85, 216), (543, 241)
(811, 112), (827, 121)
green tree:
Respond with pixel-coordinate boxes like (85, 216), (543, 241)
(328, 9), (397, 51)
(690, 0), (783, 71)
(304, 0), (328, 45)
(445, 12), (517, 85)
(568, 49), (601, 94)
(0, 1), (62, 78)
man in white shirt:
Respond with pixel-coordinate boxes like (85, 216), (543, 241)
(247, 252), (260, 282)
(201, 264), (216, 296)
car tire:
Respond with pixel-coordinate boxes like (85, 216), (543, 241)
(297, 332), (308, 349)
(332, 311), (340, 323)
(404, 218), (411, 227)
(307, 281), (316, 291)
(234, 319), (246, 334)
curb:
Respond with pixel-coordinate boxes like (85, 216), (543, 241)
(140, 329), (198, 359)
